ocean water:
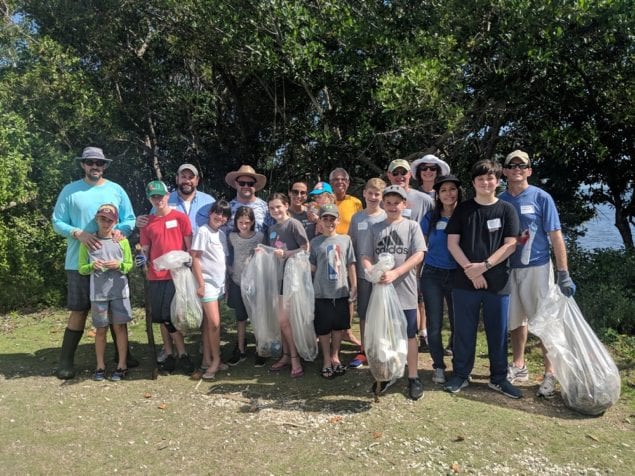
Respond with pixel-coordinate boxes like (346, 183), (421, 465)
(576, 203), (634, 250)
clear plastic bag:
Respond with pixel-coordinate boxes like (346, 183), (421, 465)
(240, 245), (282, 357)
(363, 254), (408, 382)
(530, 285), (621, 415)
(283, 251), (317, 361)
(153, 250), (202, 334)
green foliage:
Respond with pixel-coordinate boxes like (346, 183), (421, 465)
(568, 247), (635, 335)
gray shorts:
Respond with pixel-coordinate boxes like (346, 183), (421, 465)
(91, 298), (133, 328)
(66, 271), (91, 311)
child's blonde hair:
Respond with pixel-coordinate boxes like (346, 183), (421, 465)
(365, 177), (386, 192)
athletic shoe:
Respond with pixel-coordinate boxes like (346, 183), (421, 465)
(93, 368), (106, 382)
(254, 354), (267, 367)
(444, 376), (469, 394)
(159, 354), (176, 372)
(507, 363), (529, 383)
(156, 348), (177, 364)
(370, 379), (397, 394)
(408, 377), (425, 400)
(178, 354), (195, 374)
(110, 368), (128, 382)
(228, 345), (247, 366)
(488, 380), (523, 399)
(432, 368), (446, 384)
(537, 372), (557, 398)
(348, 353), (367, 368)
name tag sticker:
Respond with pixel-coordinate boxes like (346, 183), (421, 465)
(487, 218), (502, 231)
(165, 219), (178, 229)
(402, 208), (412, 218)
(436, 221), (447, 230)
(358, 222), (368, 231)
(520, 205), (535, 215)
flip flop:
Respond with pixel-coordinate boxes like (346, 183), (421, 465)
(320, 367), (335, 379)
(270, 361), (290, 372)
(332, 363), (346, 377)
(201, 372), (216, 381)
(290, 366), (304, 378)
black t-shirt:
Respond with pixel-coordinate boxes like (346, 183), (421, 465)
(445, 198), (520, 293)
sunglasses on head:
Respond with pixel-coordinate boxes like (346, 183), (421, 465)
(419, 165), (437, 172)
(290, 189), (307, 196)
(237, 180), (256, 187)
(391, 169), (409, 176)
(504, 163), (529, 170)
(83, 159), (107, 167)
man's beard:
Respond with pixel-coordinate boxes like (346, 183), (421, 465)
(179, 184), (195, 196)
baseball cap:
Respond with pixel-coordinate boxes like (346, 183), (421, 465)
(319, 204), (339, 218)
(177, 163), (199, 176)
(95, 204), (118, 222)
(388, 159), (411, 173)
(382, 185), (407, 200)
(504, 150), (530, 166)
(146, 180), (169, 198)
(309, 182), (334, 195)
(433, 174), (461, 192)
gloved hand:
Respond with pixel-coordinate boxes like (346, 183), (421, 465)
(557, 270), (576, 297)
(134, 254), (146, 268)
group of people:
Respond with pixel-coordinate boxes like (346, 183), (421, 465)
(52, 146), (575, 403)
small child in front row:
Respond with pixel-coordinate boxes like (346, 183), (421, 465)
(309, 204), (357, 379)
(78, 204), (133, 382)
(191, 200), (232, 380)
(226, 206), (264, 366)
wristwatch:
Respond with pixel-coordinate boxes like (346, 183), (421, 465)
(484, 259), (493, 270)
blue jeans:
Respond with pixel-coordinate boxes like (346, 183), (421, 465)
(421, 265), (455, 369)
(451, 288), (510, 384)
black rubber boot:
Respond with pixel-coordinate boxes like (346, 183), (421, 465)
(111, 324), (140, 368)
(56, 328), (83, 380)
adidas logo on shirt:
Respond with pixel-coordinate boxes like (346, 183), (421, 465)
(375, 229), (410, 255)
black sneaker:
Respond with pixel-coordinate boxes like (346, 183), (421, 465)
(444, 376), (469, 394)
(179, 354), (195, 374)
(159, 354), (176, 372)
(228, 347), (247, 366)
(408, 377), (424, 400)
(488, 380), (523, 399)
(254, 354), (267, 367)
(370, 379), (396, 394)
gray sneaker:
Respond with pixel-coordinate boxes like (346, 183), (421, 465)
(537, 372), (557, 398)
(432, 368), (446, 384)
(507, 363), (529, 383)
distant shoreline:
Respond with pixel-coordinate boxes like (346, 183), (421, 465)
(577, 203), (634, 251)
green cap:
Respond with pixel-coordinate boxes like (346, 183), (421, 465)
(146, 180), (168, 198)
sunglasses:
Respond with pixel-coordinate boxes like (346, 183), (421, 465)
(83, 159), (107, 167)
(419, 165), (437, 172)
(390, 169), (409, 176)
(237, 180), (256, 187)
(504, 163), (530, 170)
(290, 189), (307, 196)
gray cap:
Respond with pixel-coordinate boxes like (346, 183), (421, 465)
(382, 185), (407, 200)
(177, 163), (199, 176)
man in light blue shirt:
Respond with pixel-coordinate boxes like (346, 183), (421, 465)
(52, 146), (136, 379)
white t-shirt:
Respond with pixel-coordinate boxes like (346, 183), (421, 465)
(191, 224), (228, 288)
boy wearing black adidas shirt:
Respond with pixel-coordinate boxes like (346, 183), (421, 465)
(360, 185), (427, 400)
(444, 159), (521, 399)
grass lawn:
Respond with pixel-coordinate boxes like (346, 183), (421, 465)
(0, 307), (633, 475)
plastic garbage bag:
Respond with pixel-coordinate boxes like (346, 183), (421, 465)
(283, 251), (317, 361)
(241, 244), (282, 357)
(530, 285), (621, 416)
(153, 250), (202, 334)
(363, 253), (408, 382)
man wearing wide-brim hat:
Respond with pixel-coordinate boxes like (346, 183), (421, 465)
(224, 164), (273, 233)
(52, 146), (137, 379)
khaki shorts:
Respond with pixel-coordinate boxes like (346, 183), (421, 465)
(507, 262), (554, 331)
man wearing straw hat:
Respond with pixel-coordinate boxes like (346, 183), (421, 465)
(52, 146), (136, 379)
(224, 164), (273, 233)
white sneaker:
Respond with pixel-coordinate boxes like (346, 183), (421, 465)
(507, 363), (529, 383)
(432, 368), (446, 384)
(537, 372), (557, 398)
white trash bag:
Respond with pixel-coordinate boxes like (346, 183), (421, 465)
(530, 285), (621, 416)
(363, 253), (408, 383)
(153, 250), (202, 334)
(283, 251), (317, 361)
(241, 244), (282, 357)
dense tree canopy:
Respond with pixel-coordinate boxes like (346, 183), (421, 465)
(0, 0), (633, 310)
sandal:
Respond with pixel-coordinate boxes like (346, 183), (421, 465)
(320, 367), (335, 379)
(332, 363), (346, 377)
(270, 353), (291, 372)
(290, 355), (304, 378)
(201, 371), (217, 381)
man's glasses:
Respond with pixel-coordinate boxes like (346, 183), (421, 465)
(418, 165), (437, 172)
(504, 163), (529, 170)
(390, 169), (409, 176)
(290, 189), (307, 196)
(331, 177), (348, 182)
(83, 159), (107, 167)
(237, 180), (256, 187)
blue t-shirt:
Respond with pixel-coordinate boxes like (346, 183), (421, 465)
(421, 212), (457, 270)
(52, 179), (136, 270)
(499, 185), (561, 268)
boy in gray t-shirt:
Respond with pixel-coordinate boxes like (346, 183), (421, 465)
(309, 204), (357, 379)
(360, 185), (427, 400)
